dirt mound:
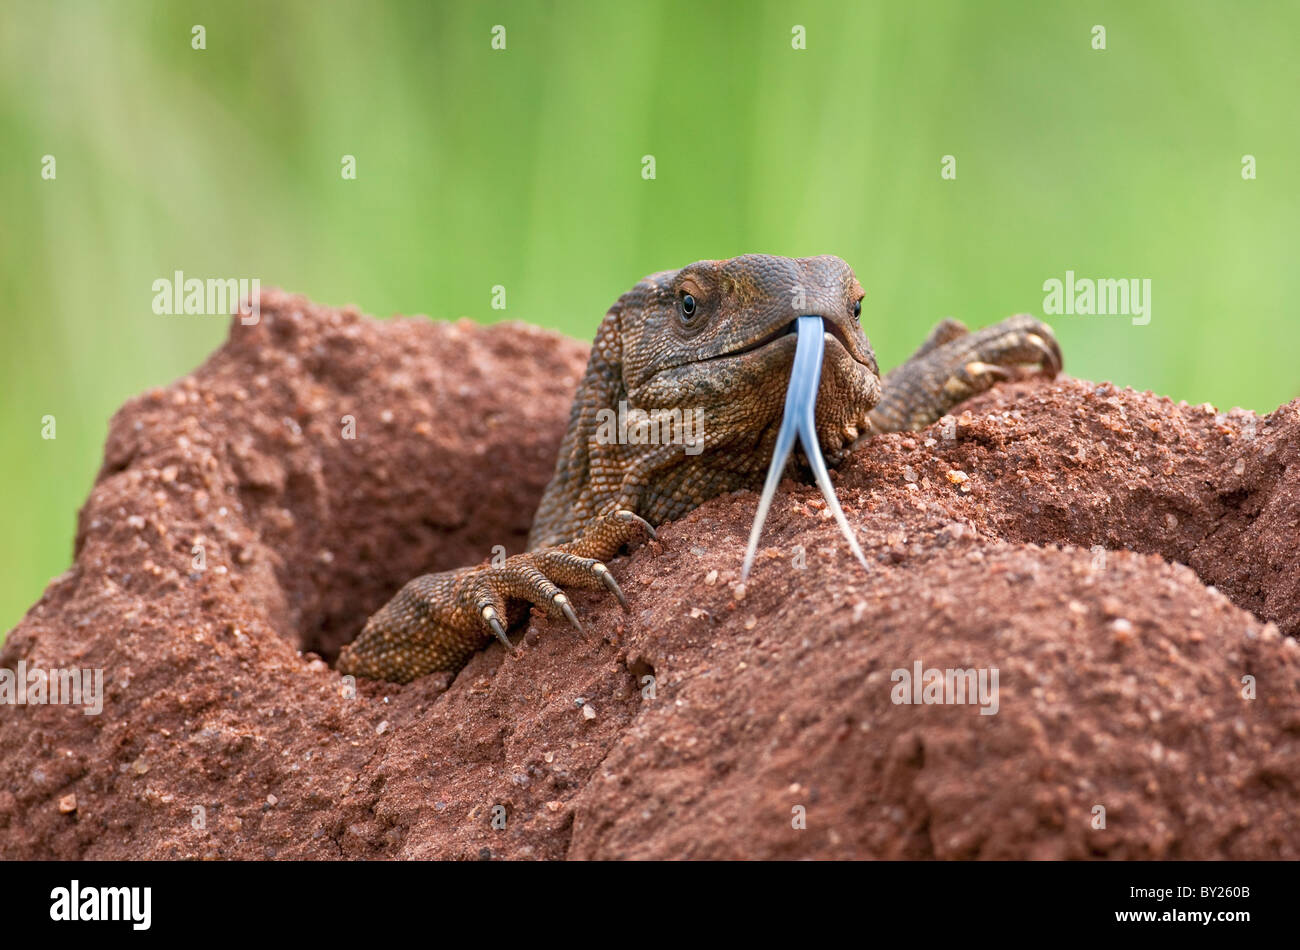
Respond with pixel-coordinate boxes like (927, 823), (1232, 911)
(2, 290), (1298, 859)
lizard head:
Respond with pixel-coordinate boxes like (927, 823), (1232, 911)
(618, 254), (883, 465)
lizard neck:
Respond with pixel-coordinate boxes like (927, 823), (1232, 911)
(528, 307), (631, 549)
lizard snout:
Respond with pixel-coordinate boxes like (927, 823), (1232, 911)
(807, 308), (879, 377)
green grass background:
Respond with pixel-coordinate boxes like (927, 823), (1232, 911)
(2, 0), (1297, 638)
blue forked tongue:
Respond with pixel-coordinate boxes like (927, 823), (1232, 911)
(740, 315), (870, 581)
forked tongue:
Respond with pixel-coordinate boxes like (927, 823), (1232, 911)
(740, 315), (869, 581)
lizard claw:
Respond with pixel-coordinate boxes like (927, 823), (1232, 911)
(962, 360), (1011, 382)
(482, 605), (514, 652)
(1024, 331), (1063, 376)
(614, 509), (657, 541)
(554, 593), (585, 634)
(593, 562), (628, 608)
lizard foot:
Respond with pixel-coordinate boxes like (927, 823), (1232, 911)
(337, 508), (654, 682)
(868, 314), (1061, 433)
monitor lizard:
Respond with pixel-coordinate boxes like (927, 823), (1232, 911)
(337, 254), (1061, 682)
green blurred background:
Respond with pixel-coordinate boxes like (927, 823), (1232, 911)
(2, 0), (1296, 638)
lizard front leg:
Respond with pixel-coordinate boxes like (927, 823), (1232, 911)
(869, 314), (1062, 433)
(336, 510), (654, 683)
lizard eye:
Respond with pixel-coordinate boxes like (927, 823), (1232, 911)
(852, 298), (862, 320)
(680, 293), (697, 318)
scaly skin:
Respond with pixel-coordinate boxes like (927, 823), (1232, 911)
(336, 255), (1062, 682)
